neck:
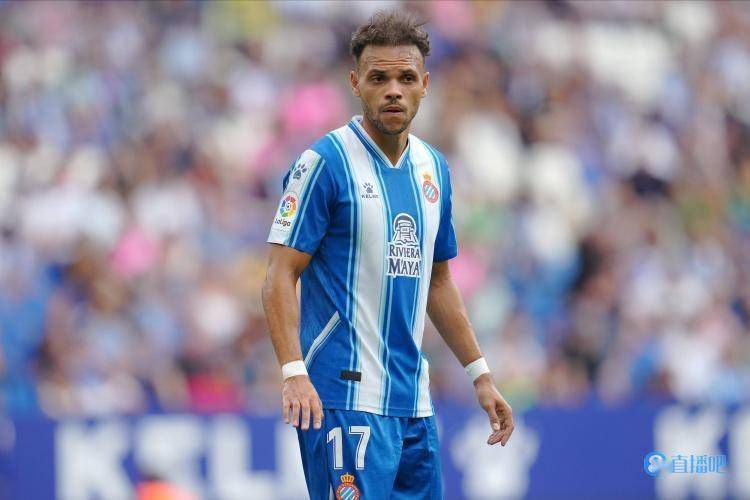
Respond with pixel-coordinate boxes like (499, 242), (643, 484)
(361, 115), (409, 166)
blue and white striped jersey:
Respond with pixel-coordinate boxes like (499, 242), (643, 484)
(268, 116), (458, 417)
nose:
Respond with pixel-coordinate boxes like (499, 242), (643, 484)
(384, 80), (403, 101)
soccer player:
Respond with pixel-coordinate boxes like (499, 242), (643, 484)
(262, 10), (514, 500)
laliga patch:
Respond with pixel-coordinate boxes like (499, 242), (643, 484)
(421, 173), (439, 204)
(336, 473), (360, 500)
(273, 191), (299, 231)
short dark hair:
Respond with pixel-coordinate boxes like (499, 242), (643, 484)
(350, 10), (430, 67)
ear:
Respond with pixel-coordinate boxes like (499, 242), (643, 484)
(350, 69), (360, 97)
(421, 71), (430, 97)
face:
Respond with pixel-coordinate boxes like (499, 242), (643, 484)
(350, 45), (429, 136)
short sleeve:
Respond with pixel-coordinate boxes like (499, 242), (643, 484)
(433, 156), (458, 262)
(267, 150), (333, 255)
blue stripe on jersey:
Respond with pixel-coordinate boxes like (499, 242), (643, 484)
(329, 133), (360, 407)
(289, 156), (325, 248)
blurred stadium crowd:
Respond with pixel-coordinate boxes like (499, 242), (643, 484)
(1, 0), (749, 418)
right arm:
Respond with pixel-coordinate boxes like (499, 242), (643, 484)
(262, 243), (323, 431)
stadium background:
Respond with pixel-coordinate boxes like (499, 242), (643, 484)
(1, 1), (749, 499)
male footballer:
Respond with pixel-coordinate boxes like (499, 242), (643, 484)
(262, 10), (514, 499)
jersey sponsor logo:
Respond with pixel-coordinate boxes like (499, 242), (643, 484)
(422, 173), (439, 204)
(387, 213), (421, 278)
(335, 472), (360, 500)
(360, 182), (379, 200)
(273, 192), (298, 231)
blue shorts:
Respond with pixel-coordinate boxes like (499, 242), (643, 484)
(296, 409), (443, 499)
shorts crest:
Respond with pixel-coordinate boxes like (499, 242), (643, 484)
(335, 472), (360, 500)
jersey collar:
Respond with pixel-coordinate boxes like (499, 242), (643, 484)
(349, 115), (411, 169)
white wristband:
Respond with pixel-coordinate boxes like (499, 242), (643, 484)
(465, 357), (490, 382)
(281, 360), (308, 380)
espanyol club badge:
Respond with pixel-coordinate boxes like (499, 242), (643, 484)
(422, 173), (439, 203)
(336, 472), (360, 500)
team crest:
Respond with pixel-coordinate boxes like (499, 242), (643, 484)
(387, 213), (421, 278)
(335, 473), (360, 500)
(421, 173), (439, 204)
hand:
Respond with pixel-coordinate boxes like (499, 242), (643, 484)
(474, 374), (514, 446)
(282, 375), (323, 431)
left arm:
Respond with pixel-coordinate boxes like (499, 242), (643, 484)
(427, 261), (515, 446)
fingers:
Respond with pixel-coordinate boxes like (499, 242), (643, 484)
(301, 397), (324, 430)
(283, 378), (323, 431)
(312, 398), (323, 430)
(291, 400), (301, 427)
(486, 401), (514, 447)
(487, 428), (503, 446)
(500, 423), (514, 446)
(484, 402), (502, 445)
(499, 406), (515, 446)
(301, 400), (311, 430)
(485, 402), (501, 433)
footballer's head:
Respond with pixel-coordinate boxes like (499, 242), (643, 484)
(349, 10), (430, 136)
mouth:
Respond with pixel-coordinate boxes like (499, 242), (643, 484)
(382, 106), (405, 115)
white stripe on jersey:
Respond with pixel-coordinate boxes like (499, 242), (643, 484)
(333, 126), (388, 414)
(416, 356), (432, 417)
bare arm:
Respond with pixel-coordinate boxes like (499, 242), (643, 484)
(426, 261), (483, 367)
(427, 261), (514, 446)
(262, 244), (310, 365)
(262, 243), (322, 431)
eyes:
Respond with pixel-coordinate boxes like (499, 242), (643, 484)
(369, 73), (417, 84)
